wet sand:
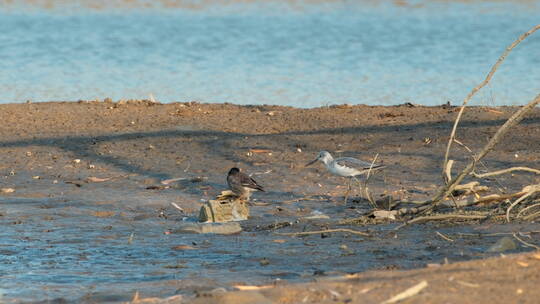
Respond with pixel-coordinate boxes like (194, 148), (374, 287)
(1, 101), (539, 303)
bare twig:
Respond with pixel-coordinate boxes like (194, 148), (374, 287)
(457, 231), (540, 237)
(472, 167), (540, 178)
(395, 214), (487, 230)
(170, 202), (185, 213)
(381, 280), (428, 304)
(365, 153), (379, 181)
(442, 24), (540, 182)
(513, 233), (540, 250)
(278, 196), (321, 204)
(275, 228), (369, 237)
(517, 202), (540, 218)
(523, 210), (540, 221)
(436, 231), (454, 242)
(363, 153), (380, 208)
(453, 139), (507, 192)
(506, 185), (540, 222)
(161, 177), (188, 185)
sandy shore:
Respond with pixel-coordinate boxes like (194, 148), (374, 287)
(1, 101), (539, 303)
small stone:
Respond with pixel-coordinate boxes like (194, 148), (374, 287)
(487, 237), (517, 253)
(73, 159), (81, 164)
(340, 244), (355, 256)
(1, 188), (15, 193)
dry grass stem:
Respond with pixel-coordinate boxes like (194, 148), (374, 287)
(436, 231), (454, 242)
(363, 153), (380, 207)
(278, 196), (320, 204)
(275, 228), (369, 237)
(170, 202), (184, 213)
(396, 214), (487, 230)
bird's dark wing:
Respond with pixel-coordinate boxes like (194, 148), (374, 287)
(239, 172), (265, 191)
(227, 173), (245, 195)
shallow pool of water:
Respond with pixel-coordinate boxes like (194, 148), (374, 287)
(1, 188), (536, 302)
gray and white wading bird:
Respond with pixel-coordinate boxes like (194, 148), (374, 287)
(305, 151), (385, 203)
(227, 167), (265, 201)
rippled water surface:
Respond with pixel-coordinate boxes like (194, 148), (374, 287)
(0, 1), (539, 106)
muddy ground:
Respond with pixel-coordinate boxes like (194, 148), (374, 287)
(0, 101), (539, 303)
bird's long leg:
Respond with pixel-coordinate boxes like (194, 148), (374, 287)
(352, 176), (362, 193)
(343, 177), (352, 204)
(351, 176), (362, 204)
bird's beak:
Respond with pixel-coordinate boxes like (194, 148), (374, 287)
(305, 158), (318, 167)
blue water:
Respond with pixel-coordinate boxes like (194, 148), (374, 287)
(0, 1), (539, 107)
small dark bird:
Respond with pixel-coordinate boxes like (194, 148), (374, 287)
(227, 167), (265, 200)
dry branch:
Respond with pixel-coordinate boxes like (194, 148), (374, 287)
(426, 93), (540, 213)
(442, 24), (540, 181)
